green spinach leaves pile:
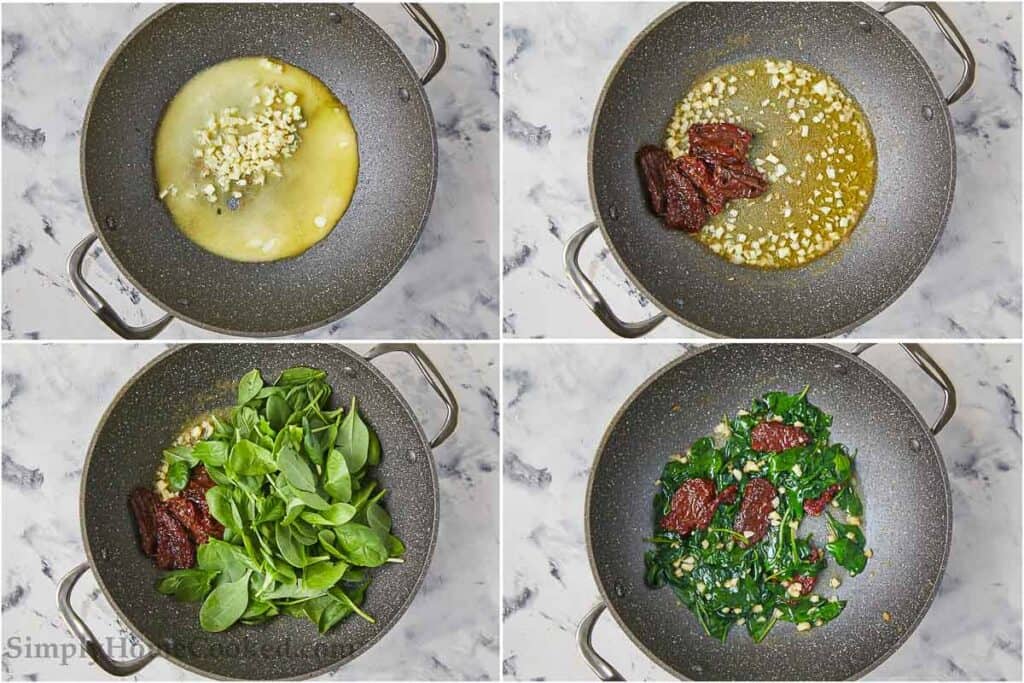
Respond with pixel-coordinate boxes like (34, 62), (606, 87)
(157, 366), (404, 634)
(644, 388), (868, 642)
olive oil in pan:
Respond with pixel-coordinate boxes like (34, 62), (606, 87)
(155, 57), (359, 263)
(666, 58), (876, 269)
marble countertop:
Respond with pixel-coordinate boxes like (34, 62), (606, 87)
(502, 2), (1022, 339)
(1, 342), (499, 680)
(1, 3), (499, 340)
(502, 342), (1022, 680)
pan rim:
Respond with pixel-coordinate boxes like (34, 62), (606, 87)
(586, 1), (957, 339)
(78, 343), (441, 680)
(79, 2), (439, 338)
(583, 342), (953, 680)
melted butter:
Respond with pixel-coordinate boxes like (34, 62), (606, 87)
(665, 58), (876, 269)
(154, 57), (358, 262)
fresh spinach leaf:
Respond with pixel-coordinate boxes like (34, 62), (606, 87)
(334, 523), (389, 567)
(193, 440), (229, 467)
(228, 440), (275, 476)
(157, 568), (219, 602)
(300, 503), (357, 527)
(277, 444), (316, 492)
(199, 570), (251, 632)
(275, 367), (327, 387)
(166, 460), (190, 492)
(237, 369), (263, 405)
(266, 394), (292, 431)
(324, 449), (352, 503)
(304, 560), (349, 591)
(366, 501), (392, 534)
(337, 397), (370, 474)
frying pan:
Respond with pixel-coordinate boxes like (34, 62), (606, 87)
(579, 343), (955, 680)
(565, 2), (976, 338)
(68, 3), (446, 338)
(57, 343), (459, 679)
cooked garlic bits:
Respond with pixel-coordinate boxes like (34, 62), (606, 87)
(155, 57), (359, 262)
(666, 58), (876, 269)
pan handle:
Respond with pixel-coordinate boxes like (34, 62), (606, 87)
(851, 343), (957, 434)
(400, 3), (447, 85)
(364, 343), (459, 448)
(68, 234), (173, 340)
(577, 602), (625, 681)
(879, 2), (976, 104)
(564, 222), (667, 338)
(57, 563), (158, 676)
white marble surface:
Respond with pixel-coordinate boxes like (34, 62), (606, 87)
(1, 3), (499, 340)
(502, 2), (1022, 339)
(1, 342), (499, 680)
(502, 342), (1022, 680)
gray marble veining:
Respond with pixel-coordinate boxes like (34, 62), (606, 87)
(502, 2), (1022, 339)
(1, 342), (499, 680)
(1, 3), (499, 340)
(502, 342), (1021, 680)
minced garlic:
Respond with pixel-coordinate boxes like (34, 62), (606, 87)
(173, 85), (306, 205)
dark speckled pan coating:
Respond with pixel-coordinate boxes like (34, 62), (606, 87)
(82, 4), (437, 336)
(80, 344), (438, 680)
(586, 344), (952, 680)
(589, 2), (956, 338)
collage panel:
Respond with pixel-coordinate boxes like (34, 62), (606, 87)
(1, 2), (499, 340)
(2, 342), (498, 679)
(502, 2), (1021, 339)
(503, 342), (1021, 679)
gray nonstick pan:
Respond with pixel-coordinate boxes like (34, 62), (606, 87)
(69, 3), (446, 338)
(580, 343), (955, 680)
(57, 343), (458, 679)
(565, 2), (976, 338)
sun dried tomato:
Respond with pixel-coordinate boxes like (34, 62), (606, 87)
(637, 145), (672, 215)
(153, 503), (195, 570)
(716, 483), (738, 505)
(637, 122), (767, 234)
(676, 155), (726, 215)
(188, 464), (217, 490)
(661, 478), (734, 536)
(182, 466), (224, 542)
(129, 487), (159, 557)
(688, 123), (753, 164)
(791, 573), (817, 596)
(750, 421), (810, 453)
(165, 496), (222, 546)
(662, 163), (708, 233)
(733, 478), (776, 545)
(804, 484), (842, 516)
(709, 158), (769, 200)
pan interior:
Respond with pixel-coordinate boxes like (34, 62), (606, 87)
(590, 2), (954, 337)
(587, 344), (949, 680)
(81, 344), (437, 680)
(83, 4), (436, 335)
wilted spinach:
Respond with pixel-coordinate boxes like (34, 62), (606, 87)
(645, 388), (869, 643)
(157, 366), (404, 634)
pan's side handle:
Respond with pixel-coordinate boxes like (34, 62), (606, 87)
(879, 2), (976, 104)
(57, 563), (158, 676)
(577, 602), (625, 681)
(564, 222), (667, 338)
(852, 343), (957, 434)
(68, 234), (173, 340)
(400, 3), (447, 85)
(364, 343), (459, 448)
